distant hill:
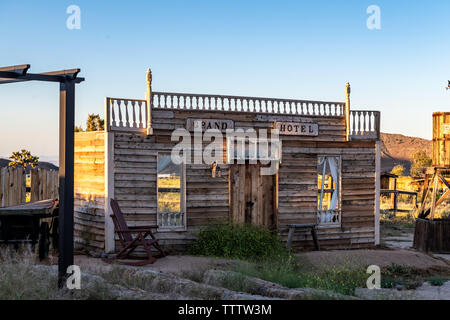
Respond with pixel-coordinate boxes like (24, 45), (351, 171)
(380, 133), (432, 175)
(0, 158), (58, 173)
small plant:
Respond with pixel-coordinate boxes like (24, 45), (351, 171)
(234, 259), (367, 296)
(381, 276), (396, 288)
(384, 263), (413, 276)
(190, 223), (290, 262)
(427, 276), (445, 286)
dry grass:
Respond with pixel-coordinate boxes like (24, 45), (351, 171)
(0, 247), (118, 300)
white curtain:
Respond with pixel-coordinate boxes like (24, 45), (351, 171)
(318, 157), (326, 211)
(327, 157), (339, 210)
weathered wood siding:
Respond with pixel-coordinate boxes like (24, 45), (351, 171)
(74, 131), (106, 253)
(279, 141), (376, 250)
(110, 109), (376, 251)
(113, 131), (229, 251)
(0, 167), (26, 207)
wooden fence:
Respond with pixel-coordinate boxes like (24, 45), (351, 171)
(0, 167), (59, 207)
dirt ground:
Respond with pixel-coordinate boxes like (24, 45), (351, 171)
(74, 254), (239, 276)
(73, 248), (449, 277)
(296, 249), (449, 272)
(72, 221), (449, 279)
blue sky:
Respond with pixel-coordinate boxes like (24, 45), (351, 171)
(0, 0), (449, 160)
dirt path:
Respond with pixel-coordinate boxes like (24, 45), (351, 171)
(296, 249), (449, 272)
(75, 254), (240, 276)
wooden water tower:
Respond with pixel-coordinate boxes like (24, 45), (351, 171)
(432, 112), (450, 167)
(413, 112), (450, 253)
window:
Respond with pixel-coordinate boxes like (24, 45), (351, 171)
(317, 156), (341, 226)
(157, 153), (185, 230)
(226, 136), (282, 163)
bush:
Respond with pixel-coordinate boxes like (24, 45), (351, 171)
(235, 260), (367, 296)
(190, 223), (290, 262)
(427, 277), (445, 286)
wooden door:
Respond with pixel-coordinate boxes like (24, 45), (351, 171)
(229, 163), (277, 228)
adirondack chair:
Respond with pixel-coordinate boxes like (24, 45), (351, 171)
(109, 198), (166, 265)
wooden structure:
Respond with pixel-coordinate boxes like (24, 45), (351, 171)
(0, 64), (84, 287)
(0, 199), (59, 260)
(413, 218), (450, 253)
(286, 224), (320, 250)
(432, 112), (450, 167)
(380, 172), (418, 215)
(0, 167), (59, 207)
(74, 69), (381, 253)
(109, 199), (165, 265)
(414, 112), (450, 253)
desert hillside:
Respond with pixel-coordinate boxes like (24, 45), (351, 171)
(380, 133), (432, 175)
(0, 158), (58, 173)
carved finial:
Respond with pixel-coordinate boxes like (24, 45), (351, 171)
(146, 68), (153, 135)
(345, 82), (351, 97)
(146, 68), (152, 86)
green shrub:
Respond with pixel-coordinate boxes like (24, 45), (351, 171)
(427, 277), (445, 286)
(234, 259), (367, 296)
(190, 223), (290, 262)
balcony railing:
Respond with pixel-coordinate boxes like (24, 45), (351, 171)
(158, 212), (185, 230)
(105, 97), (147, 132)
(105, 93), (380, 142)
(151, 91), (345, 116)
(317, 209), (341, 226)
(349, 110), (380, 141)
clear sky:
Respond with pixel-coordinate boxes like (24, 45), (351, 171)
(1, 0), (449, 162)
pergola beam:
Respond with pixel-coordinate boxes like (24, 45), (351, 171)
(0, 69), (84, 85)
(0, 64), (83, 289)
(0, 64), (30, 74)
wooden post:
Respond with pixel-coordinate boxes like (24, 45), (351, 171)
(145, 68), (153, 135)
(4, 168), (9, 207)
(0, 167), (3, 207)
(374, 140), (381, 245)
(58, 80), (75, 288)
(20, 167), (26, 204)
(104, 99), (116, 253)
(430, 169), (439, 220)
(345, 82), (351, 141)
(393, 177), (398, 215)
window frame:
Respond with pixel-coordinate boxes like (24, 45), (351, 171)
(226, 136), (282, 163)
(156, 151), (187, 231)
(317, 155), (342, 228)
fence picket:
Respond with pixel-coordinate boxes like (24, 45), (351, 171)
(0, 167), (59, 207)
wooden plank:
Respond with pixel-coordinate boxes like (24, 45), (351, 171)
(0, 167), (3, 207)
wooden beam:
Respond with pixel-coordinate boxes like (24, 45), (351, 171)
(435, 189), (450, 208)
(41, 69), (80, 79)
(104, 128), (115, 253)
(374, 140), (381, 245)
(438, 173), (450, 190)
(58, 80), (75, 288)
(0, 71), (84, 84)
(0, 64), (30, 74)
(430, 173), (438, 220)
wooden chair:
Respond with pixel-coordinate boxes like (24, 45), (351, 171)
(109, 198), (166, 266)
(286, 224), (320, 251)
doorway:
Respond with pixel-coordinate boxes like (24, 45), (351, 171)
(229, 163), (277, 228)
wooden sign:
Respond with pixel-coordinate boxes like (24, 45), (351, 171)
(186, 118), (234, 132)
(274, 121), (318, 136)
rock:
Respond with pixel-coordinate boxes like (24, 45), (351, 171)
(414, 281), (450, 300)
(354, 288), (417, 300)
(133, 269), (277, 300)
(203, 269), (358, 300)
(30, 264), (190, 300)
(355, 281), (450, 300)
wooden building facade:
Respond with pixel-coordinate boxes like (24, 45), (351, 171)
(74, 70), (381, 254)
